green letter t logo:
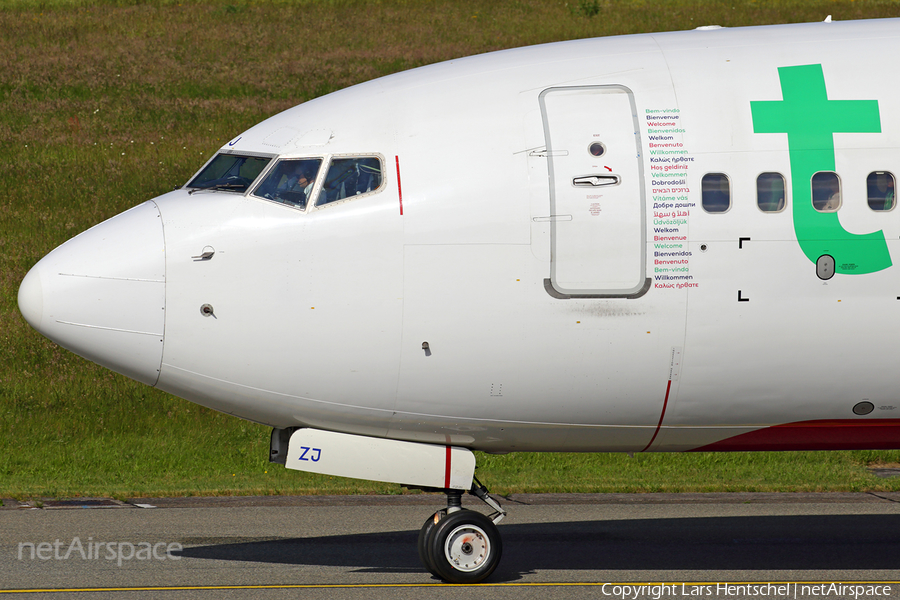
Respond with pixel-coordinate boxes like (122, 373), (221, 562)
(751, 64), (890, 275)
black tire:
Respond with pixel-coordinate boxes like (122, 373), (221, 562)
(417, 509), (446, 578)
(427, 509), (502, 584)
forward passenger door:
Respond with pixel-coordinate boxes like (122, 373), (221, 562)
(541, 85), (647, 297)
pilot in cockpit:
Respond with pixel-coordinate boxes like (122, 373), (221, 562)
(256, 159), (321, 208)
(279, 163), (315, 196)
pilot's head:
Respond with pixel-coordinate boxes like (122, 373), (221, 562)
(298, 168), (315, 188)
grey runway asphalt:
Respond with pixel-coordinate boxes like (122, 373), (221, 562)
(2, 493), (900, 599)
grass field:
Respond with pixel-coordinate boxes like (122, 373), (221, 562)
(4, 0), (900, 499)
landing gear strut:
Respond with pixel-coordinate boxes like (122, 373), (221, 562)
(417, 477), (506, 583)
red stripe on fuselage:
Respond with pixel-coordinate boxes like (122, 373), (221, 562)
(444, 445), (451, 489)
(395, 156), (403, 216)
(691, 419), (900, 452)
(641, 379), (673, 452)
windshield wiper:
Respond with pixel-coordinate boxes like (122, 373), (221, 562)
(188, 183), (247, 195)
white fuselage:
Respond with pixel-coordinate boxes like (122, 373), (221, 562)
(19, 18), (900, 454)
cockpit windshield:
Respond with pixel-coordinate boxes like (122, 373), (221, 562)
(252, 158), (323, 209)
(187, 154), (271, 193)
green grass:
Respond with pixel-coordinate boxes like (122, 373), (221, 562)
(4, 0), (900, 499)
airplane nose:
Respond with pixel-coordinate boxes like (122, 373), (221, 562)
(18, 201), (166, 386)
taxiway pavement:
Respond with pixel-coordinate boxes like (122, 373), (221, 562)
(2, 493), (899, 599)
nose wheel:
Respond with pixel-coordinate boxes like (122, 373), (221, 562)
(417, 478), (505, 583)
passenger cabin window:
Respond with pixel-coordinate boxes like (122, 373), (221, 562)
(701, 173), (730, 213)
(317, 156), (384, 206)
(811, 171), (841, 212)
(188, 153), (271, 193)
(757, 172), (786, 212)
(252, 158), (323, 209)
(867, 171), (895, 211)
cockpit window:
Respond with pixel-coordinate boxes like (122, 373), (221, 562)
(187, 154), (271, 193)
(317, 156), (384, 206)
(252, 158), (323, 209)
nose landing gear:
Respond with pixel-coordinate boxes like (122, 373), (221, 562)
(417, 477), (506, 583)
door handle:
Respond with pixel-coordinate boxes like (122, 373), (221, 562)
(573, 175), (619, 187)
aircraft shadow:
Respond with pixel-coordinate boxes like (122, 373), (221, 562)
(178, 514), (900, 581)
